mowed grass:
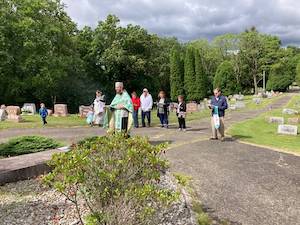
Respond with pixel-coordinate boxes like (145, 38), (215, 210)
(0, 114), (87, 130)
(0, 109), (211, 130)
(228, 95), (300, 154)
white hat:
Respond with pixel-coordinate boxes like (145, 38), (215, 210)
(115, 82), (124, 88)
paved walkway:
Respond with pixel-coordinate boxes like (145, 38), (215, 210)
(0, 95), (299, 225)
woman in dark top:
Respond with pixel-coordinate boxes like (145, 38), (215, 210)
(176, 95), (187, 131)
(157, 91), (170, 128)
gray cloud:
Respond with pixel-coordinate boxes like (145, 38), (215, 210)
(62, 0), (300, 46)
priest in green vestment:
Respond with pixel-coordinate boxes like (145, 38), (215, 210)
(104, 82), (133, 134)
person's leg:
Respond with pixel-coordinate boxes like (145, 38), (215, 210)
(121, 117), (128, 132)
(219, 117), (225, 140)
(178, 117), (182, 129)
(133, 110), (138, 128)
(158, 113), (164, 126)
(211, 117), (218, 139)
(164, 113), (169, 128)
(146, 111), (151, 127)
(182, 118), (186, 130)
(141, 111), (146, 127)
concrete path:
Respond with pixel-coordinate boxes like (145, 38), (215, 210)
(0, 94), (299, 225)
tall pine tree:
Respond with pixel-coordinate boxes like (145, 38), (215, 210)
(195, 50), (207, 100)
(184, 47), (197, 101)
(170, 46), (184, 101)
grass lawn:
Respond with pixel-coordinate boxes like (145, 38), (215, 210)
(233, 94), (286, 111)
(0, 114), (87, 130)
(228, 95), (300, 155)
(0, 109), (211, 130)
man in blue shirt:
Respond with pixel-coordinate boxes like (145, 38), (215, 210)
(209, 88), (228, 141)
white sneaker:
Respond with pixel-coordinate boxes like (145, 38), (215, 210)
(183, 129), (186, 132)
(178, 128), (182, 131)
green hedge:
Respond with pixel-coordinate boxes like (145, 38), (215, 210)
(0, 136), (61, 156)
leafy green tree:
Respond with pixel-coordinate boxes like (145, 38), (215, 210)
(214, 61), (237, 95)
(194, 50), (207, 100)
(170, 46), (184, 100)
(266, 58), (297, 91)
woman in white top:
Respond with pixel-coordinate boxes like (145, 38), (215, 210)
(93, 90), (105, 126)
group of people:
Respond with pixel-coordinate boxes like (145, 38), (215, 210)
(104, 82), (228, 141)
(38, 82), (228, 141)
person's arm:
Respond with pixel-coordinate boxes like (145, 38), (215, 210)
(219, 97), (228, 110)
(148, 95), (153, 111)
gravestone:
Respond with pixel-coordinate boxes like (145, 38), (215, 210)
(277, 125), (298, 136)
(268, 117), (284, 124)
(229, 105), (237, 110)
(21, 103), (36, 115)
(47, 109), (53, 116)
(6, 106), (23, 122)
(282, 108), (298, 115)
(198, 102), (205, 110)
(288, 117), (300, 124)
(253, 98), (262, 105)
(79, 105), (93, 118)
(235, 100), (245, 109)
(234, 94), (244, 101)
(53, 104), (68, 117)
(186, 103), (198, 113)
(0, 108), (7, 121)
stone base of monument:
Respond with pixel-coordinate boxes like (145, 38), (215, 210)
(0, 146), (69, 185)
(7, 114), (23, 122)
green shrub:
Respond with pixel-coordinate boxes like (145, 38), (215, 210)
(0, 136), (61, 156)
(43, 133), (177, 225)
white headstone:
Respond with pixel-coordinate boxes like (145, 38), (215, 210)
(268, 117), (284, 124)
(277, 125), (298, 136)
(21, 103), (36, 115)
(282, 108), (298, 115)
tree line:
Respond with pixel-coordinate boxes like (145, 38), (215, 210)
(1, 0), (300, 113)
(170, 27), (300, 101)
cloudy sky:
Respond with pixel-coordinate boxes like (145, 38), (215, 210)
(62, 0), (300, 46)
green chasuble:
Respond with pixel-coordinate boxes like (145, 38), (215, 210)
(103, 90), (133, 133)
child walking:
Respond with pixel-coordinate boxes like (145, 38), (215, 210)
(176, 95), (186, 131)
(39, 103), (48, 126)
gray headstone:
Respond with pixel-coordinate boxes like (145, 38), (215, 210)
(198, 102), (205, 110)
(277, 125), (298, 136)
(253, 98), (262, 105)
(282, 108), (298, 115)
(0, 109), (7, 121)
(54, 104), (68, 117)
(21, 103), (36, 115)
(268, 117), (284, 124)
(234, 94), (244, 101)
(235, 100), (246, 109)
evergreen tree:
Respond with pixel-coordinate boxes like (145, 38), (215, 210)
(170, 46), (184, 101)
(296, 60), (300, 85)
(195, 50), (208, 100)
(184, 47), (196, 101)
(214, 61), (237, 96)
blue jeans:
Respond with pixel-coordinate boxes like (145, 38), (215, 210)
(141, 111), (151, 127)
(158, 113), (168, 127)
(133, 110), (139, 127)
